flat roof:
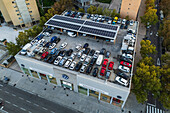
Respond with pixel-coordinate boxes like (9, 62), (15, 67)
(45, 15), (119, 40)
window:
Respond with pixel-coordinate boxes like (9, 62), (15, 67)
(78, 86), (87, 95)
(117, 96), (122, 99)
(25, 0), (29, 1)
(32, 18), (34, 20)
(16, 10), (19, 12)
(17, 13), (20, 16)
(13, 5), (17, 8)
(26, 3), (30, 5)
(12, 1), (15, 3)
(128, 8), (130, 10)
(127, 12), (128, 14)
(129, 3), (131, 5)
(18, 17), (22, 20)
(29, 11), (32, 13)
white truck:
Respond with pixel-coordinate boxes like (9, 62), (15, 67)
(96, 55), (103, 65)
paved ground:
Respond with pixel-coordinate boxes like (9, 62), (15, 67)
(109, 0), (121, 12)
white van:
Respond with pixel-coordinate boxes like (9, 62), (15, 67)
(21, 43), (32, 55)
(96, 55), (103, 65)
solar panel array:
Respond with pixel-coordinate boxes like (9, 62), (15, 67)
(53, 15), (85, 24)
(80, 26), (115, 38)
(46, 20), (81, 30)
(84, 21), (118, 30)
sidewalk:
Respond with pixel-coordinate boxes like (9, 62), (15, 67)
(0, 66), (145, 113)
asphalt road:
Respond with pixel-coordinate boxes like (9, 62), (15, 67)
(0, 81), (81, 113)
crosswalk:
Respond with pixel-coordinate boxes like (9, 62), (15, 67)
(146, 104), (165, 113)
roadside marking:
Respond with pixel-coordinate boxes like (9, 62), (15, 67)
(12, 104), (18, 107)
(5, 100), (11, 104)
(19, 97), (24, 100)
(51, 111), (55, 113)
(33, 103), (39, 107)
(12, 94), (16, 97)
(20, 107), (26, 111)
(4, 91), (9, 94)
(42, 107), (48, 110)
(26, 100), (31, 103)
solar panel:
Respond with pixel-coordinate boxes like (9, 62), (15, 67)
(53, 15), (85, 24)
(80, 26), (115, 38)
(84, 21), (118, 31)
(46, 20), (81, 31)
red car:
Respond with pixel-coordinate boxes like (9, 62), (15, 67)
(41, 52), (48, 59)
(102, 59), (108, 67)
(108, 61), (114, 70)
(120, 61), (132, 68)
(100, 67), (106, 76)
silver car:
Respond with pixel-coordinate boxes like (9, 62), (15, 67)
(69, 61), (77, 70)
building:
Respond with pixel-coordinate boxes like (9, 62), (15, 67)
(73, 0), (93, 8)
(120, 0), (142, 20)
(0, 0), (40, 27)
(15, 14), (138, 109)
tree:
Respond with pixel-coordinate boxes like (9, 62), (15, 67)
(6, 42), (20, 56)
(125, 15), (129, 20)
(145, 0), (155, 10)
(159, 0), (170, 16)
(140, 40), (156, 58)
(87, 6), (93, 14)
(103, 8), (111, 16)
(78, 8), (85, 13)
(141, 7), (158, 26)
(132, 63), (162, 103)
(137, 56), (154, 66)
(16, 32), (30, 48)
(115, 13), (120, 18)
(111, 9), (116, 17)
(161, 53), (170, 68)
(72, 7), (76, 11)
(97, 6), (103, 15)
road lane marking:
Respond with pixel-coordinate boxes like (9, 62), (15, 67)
(20, 107), (26, 111)
(51, 111), (55, 113)
(42, 107), (48, 110)
(4, 91), (9, 94)
(33, 103), (39, 107)
(12, 104), (18, 107)
(5, 100), (11, 104)
(12, 94), (16, 97)
(26, 100), (31, 103)
(19, 97), (24, 100)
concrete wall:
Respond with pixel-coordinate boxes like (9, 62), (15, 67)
(120, 0), (142, 20)
(0, 0), (11, 22)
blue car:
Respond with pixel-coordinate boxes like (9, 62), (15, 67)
(36, 34), (44, 40)
(50, 36), (57, 43)
(50, 48), (57, 55)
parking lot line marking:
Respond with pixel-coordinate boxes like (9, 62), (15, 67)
(4, 91), (9, 94)
(0, 89), (2, 90)
(5, 100), (11, 104)
(12, 94), (16, 97)
(19, 97), (24, 100)
(0, 84), (3, 87)
(20, 107), (26, 111)
(0, 98), (2, 100)
(26, 100), (31, 103)
(28, 111), (32, 113)
(42, 107), (48, 110)
(51, 111), (55, 113)
(12, 104), (18, 107)
(33, 103), (39, 107)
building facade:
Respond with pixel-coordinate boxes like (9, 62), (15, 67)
(73, 0), (93, 8)
(120, 0), (142, 20)
(0, 0), (40, 27)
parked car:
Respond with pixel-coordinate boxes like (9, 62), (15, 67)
(115, 76), (129, 86)
(54, 50), (61, 57)
(124, 25), (128, 29)
(100, 67), (106, 76)
(66, 49), (73, 56)
(41, 52), (48, 59)
(80, 54), (87, 61)
(126, 20), (130, 25)
(120, 24), (124, 29)
(130, 20), (134, 26)
(50, 36), (58, 43)
(84, 48), (91, 55)
(44, 42), (51, 47)
(60, 42), (68, 49)
(21, 43), (32, 55)
(118, 65), (130, 73)
(105, 71), (111, 79)
(105, 51), (111, 58)
(117, 72), (130, 80)
(75, 62), (83, 71)
(70, 52), (77, 60)
(108, 19), (112, 24)
(100, 48), (106, 55)
(122, 19), (126, 25)
(49, 43), (56, 50)
(80, 64), (88, 73)
(85, 56), (91, 64)
(64, 59), (72, 68)
(59, 50), (66, 57)
(120, 56), (132, 64)
(44, 54), (51, 62)
(48, 56), (56, 64)
(102, 59), (108, 67)
(43, 32), (51, 37)
(54, 56), (62, 65)
(93, 50), (100, 58)
(55, 38), (61, 44)
(117, 18), (121, 24)
(105, 17), (110, 22)
(108, 61), (114, 70)
(69, 61), (77, 70)
(50, 48), (57, 55)
(83, 43), (89, 48)
(120, 61), (132, 68)
(89, 49), (95, 56)
(77, 50), (83, 58)
(86, 65), (93, 74)
(58, 57), (67, 66)
(87, 14), (91, 19)
(92, 67), (99, 77)
(90, 58), (97, 65)
(68, 32), (76, 37)
(75, 44), (82, 51)
(96, 55), (104, 66)
(122, 53), (133, 59)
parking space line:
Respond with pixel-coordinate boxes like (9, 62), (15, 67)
(12, 94), (16, 97)
(33, 103), (39, 107)
(5, 100), (11, 104)
(19, 97), (24, 100)
(4, 91), (9, 94)
(28, 111), (32, 113)
(26, 100), (31, 103)
(51, 111), (55, 113)
(0, 98), (2, 100)
(0, 89), (2, 90)
(12, 104), (18, 107)
(20, 107), (26, 111)
(42, 107), (48, 110)
(0, 84), (3, 87)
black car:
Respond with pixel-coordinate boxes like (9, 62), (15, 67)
(89, 49), (95, 56)
(120, 24), (124, 29)
(86, 65), (93, 74)
(55, 38), (61, 44)
(90, 58), (97, 65)
(75, 62), (83, 71)
(105, 17), (110, 22)
(80, 13), (84, 16)
(100, 48), (106, 55)
(126, 20), (130, 25)
(87, 14), (91, 19)
(66, 49), (73, 56)
(59, 50), (66, 57)
(83, 43), (89, 48)
(44, 42), (51, 47)
(48, 56), (56, 64)
(105, 51), (111, 58)
(117, 72), (130, 80)
(120, 56), (132, 64)
(92, 67), (99, 77)
(44, 54), (51, 62)
(54, 50), (61, 57)
(84, 48), (91, 55)
(124, 25), (128, 29)
(125, 50), (133, 55)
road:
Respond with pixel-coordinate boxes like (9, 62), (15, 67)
(0, 81), (81, 113)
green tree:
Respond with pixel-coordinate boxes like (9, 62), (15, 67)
(72, 7), (76, 11)
(16, 32), (30, 48)
(87, 6), (93, 14)
(125, 15), (129, 20)
(6, 42), (20, 56)
(103, 8), (111, 16)
(111, 9), (116, 17)
(137, 56), (154, 66)
(115, 13), (120, 18)
(141, 7), (158, 25)
(140, 40), (156, 58)
(96, 6), (103, 15)
(161, 53), (170, 68)
(145, 0), (155, 10)
(78, 8), (85, 13)
(159, 0), (170, 16)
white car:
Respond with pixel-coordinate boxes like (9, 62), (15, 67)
(80, 54), (87, 61)
(43, 32), (51, 37)
(77, 50), (83, 58)
(122, 53), (133, 59)
(60, 42), (68, 49)
(64, 59), (72, 68)
(108, 19), (112, 24)
(70, 52), (77, 59)
(69, 61), (77, 70)
(93, 50), (100, 58)
(49, 43), (56, 50)
(80, 64), (87, 73)
(85, 56), (91, 64)
(122, 19), (126, 25)
(130, 20), (134, 26)
(38, 39), (45, 44)
(118, 65), (130, 73)
(115, 76), (129, 86)
(68, 32), (76, 37)
(54, 56), (62, 65)
(75, 44), (82, 51)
